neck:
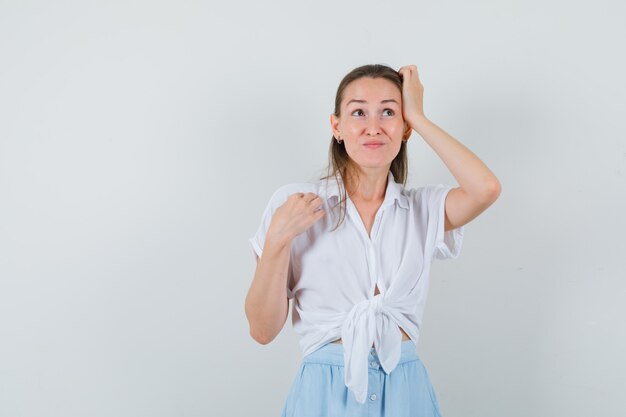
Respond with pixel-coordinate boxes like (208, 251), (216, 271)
(344, 166), (389, 203)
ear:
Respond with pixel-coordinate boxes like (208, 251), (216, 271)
(403, 123), (412, 141)
(330, 113), (340, 139)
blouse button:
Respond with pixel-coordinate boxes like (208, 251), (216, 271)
(370, 393), (377, 401)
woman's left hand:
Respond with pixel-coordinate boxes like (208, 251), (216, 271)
(398, 65), (425, 127)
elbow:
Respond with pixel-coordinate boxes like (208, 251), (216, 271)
(485, 179), (502, 202)
(244, 294), (288, 346)
(245, 308), (275, 345)
(249, 328), (275, 345)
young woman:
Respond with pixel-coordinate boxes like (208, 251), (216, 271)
(245, 64), (501, 417)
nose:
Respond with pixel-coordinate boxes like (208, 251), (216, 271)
(366, 119), (381, 136)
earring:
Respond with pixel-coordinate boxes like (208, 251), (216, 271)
(336, 136), (343, 144)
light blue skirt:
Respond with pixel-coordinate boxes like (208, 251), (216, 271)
(280, 340), (443, 417)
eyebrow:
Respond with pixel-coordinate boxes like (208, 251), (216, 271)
(346, 99), (399, 106)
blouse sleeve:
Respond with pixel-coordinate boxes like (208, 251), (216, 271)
(411, 184), (464, 260)
(424, 184), (465, 261)
(248, 185), (295, 299)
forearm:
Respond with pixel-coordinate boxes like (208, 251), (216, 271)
(244, 232), (292, 344)
(409, 114), (501, 200)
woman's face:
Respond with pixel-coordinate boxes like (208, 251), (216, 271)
(330, 77), (410, 172)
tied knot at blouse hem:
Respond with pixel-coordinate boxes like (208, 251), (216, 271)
(340, 292), (407, 404)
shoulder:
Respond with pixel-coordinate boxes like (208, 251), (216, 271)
(271, 182), (318, 198)
(265, 182), (319, 207)
(403, 184), (455, 207)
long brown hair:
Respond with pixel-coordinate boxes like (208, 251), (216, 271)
(321, 64), (409, 232)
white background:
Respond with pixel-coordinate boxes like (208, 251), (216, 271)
(1, 1), (625, 416)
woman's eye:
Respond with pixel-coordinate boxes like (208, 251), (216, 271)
(351, 109), (394, 117)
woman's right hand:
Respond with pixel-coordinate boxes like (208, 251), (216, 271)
(266, 192), (326, 244)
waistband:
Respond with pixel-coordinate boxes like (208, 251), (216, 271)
(302, 340), (419, 367)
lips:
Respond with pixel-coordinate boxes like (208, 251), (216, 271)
(363, 140), (384, 150)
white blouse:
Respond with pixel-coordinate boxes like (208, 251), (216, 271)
(249, 171), (464, 404)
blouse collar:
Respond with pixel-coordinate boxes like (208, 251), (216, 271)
(320, 170), (409, 210)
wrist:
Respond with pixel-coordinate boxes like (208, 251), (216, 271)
(408, 113), (430, 133)
(265, 229), (293, 250)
